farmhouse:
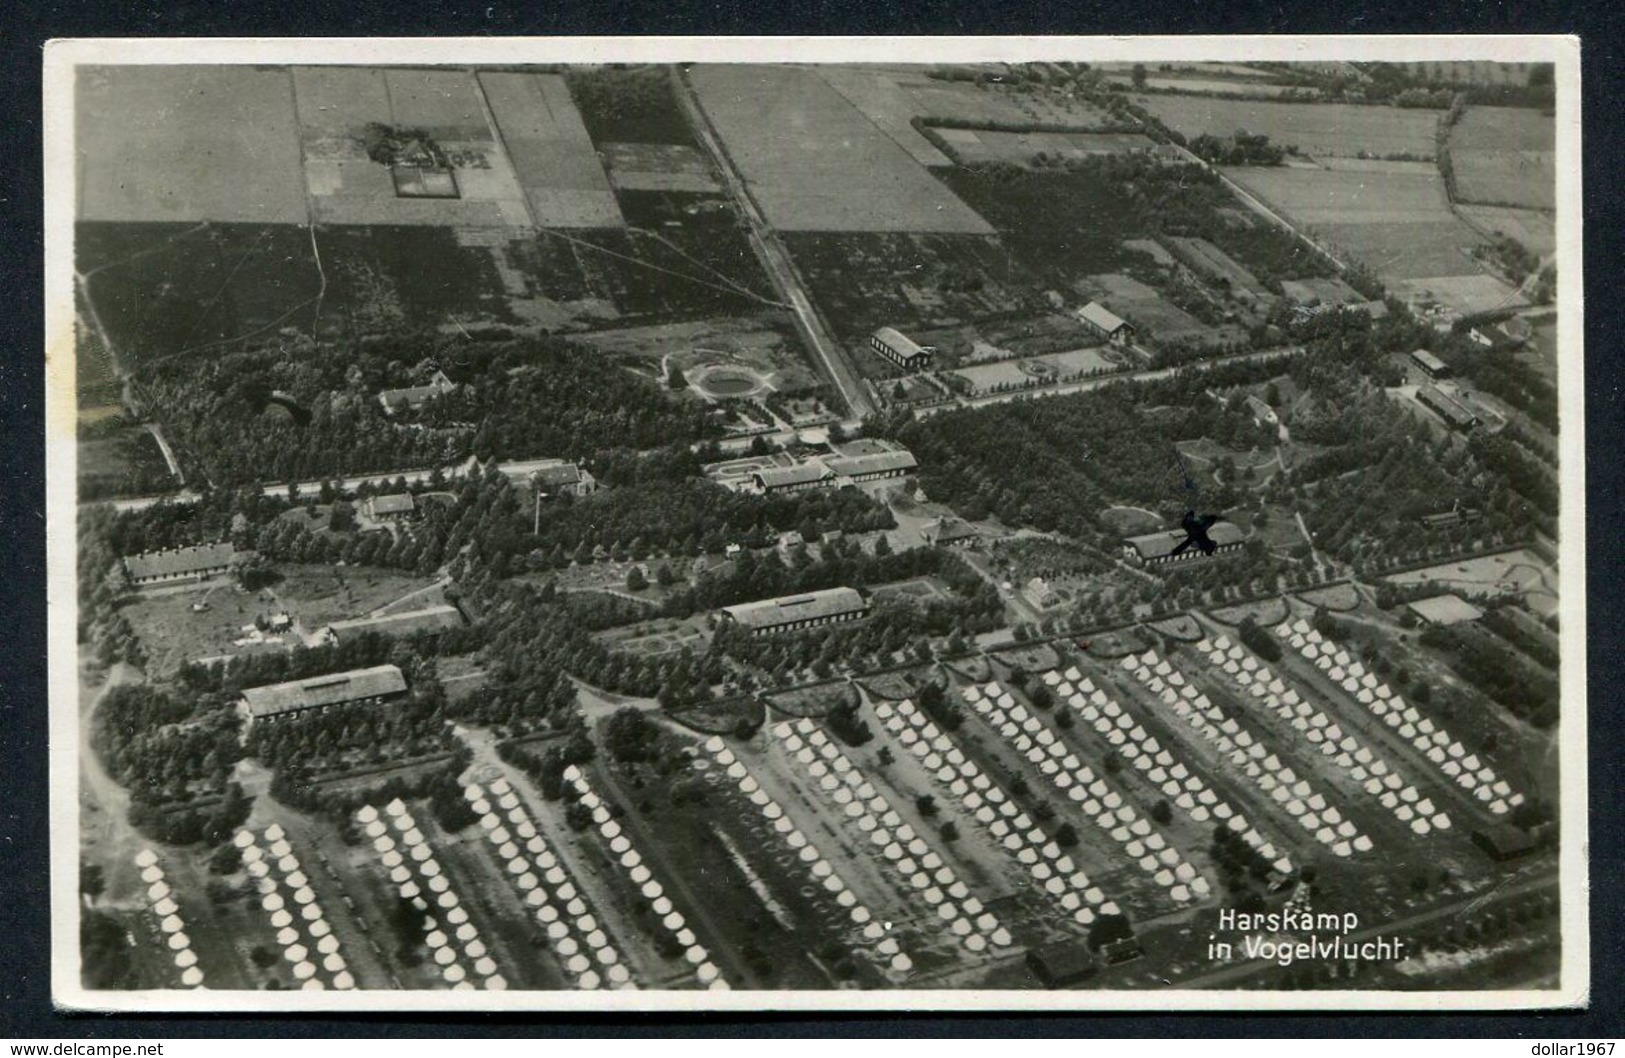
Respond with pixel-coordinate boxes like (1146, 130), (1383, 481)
(720, 587), (869, 637)
(123, 543), (237, 587)
(825, 449), (919, 483)
(378, 370), (457, 416)
(531, 461), (598, 499)
(319, 604), (465, 645)
(238, 664), (408, 726)
(1417, 384), (1479, 431)
(1122, 521), (1247, 566)
(1410, 349), (1451, 380)
(751, 463), (836, 494)
(1469, 317), (1531, 350)
(365, 493), (416, 522)
(869, 327), (934, 372)
(1076, 302), (1136, 347)
(921, 517), (979, 548)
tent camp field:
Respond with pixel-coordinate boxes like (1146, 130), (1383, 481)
(688, 65), (994, 234)
(1136, 95), (1440, 159)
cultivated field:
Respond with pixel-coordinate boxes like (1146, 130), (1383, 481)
(1138, 96), (1440, 159)
(77, 66), (308, 224)
(1224, 166), (1453, 225)
(688, 65), (994, 234)
(1449, 107), (1556, 211)
(599, 142), (719, 194)
(1224, 165), (1518, 303)
(292, 67), (530, 229)
(479, 72), (626, 228)
(815, 67), (956, 166)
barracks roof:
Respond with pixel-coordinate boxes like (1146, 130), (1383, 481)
(753, 463), (835, 489)
(240, 664), (407, 719)
(1125, 520), (1247, 560)
(324, 606), (464, 643)
(368, 493), (416, 515)
(721, 587), (868, 630)
(824, 450), (919, 478)
(1077, 301), (1131, 334)
(123, 543), (237, 581)
(871, 327), (928, 359)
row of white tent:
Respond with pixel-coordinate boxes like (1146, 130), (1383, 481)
(702, 735), (913, 977)
(1278, 620), (1521, 817)
(960, 683), (1205, 907)
(233, 825), (353, 990)
(560, 766), (732, 991)
(1041, 667), (1288, 879)
(891, 693), (1125, 919)
(775, 718), (1014, 955)
(1116, 652), (1334, 867)
(459, 779), (630, 991)
(132, 848), (204, 988)
(359, 800), (499, 990)
(1200, 635), (1450, 837)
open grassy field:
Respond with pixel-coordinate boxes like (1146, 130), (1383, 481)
(1457, 206), (1555, 256)
(1449, 107), (1556, 211)
(578, 314), (817, 390)
(78, 422), (174, 502)
(952, 347), (1120, 394)
(77, 66), (308, 224)
(478, 71), (626, 228)
(1387, 273), (1528, 317)
(1386, 549), (1558, 617)
(689, 65), (993, 234)
(1076, 273), (1244, 349)
(78, 222), (327, 364)
(75, 312), (123, 413)
(1139, 96), (1440, 159)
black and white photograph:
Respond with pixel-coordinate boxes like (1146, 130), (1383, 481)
(44, 36), (1587, 1012)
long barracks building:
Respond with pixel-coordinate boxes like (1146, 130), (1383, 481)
(719, 587), (869, 636)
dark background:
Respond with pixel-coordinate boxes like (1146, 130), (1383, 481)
(3, 0), (1619, 1038)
